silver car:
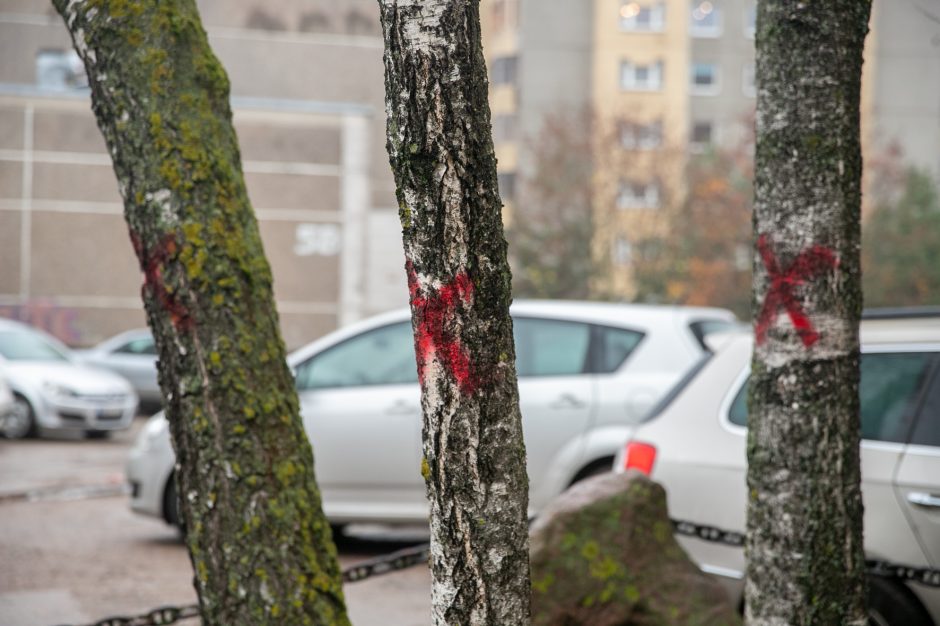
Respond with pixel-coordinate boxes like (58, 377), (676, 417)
(615, 314), (940, 625)
(0, 318), (138, 439)
(77, 329), (160, 412)
(127, 300), (736, 528)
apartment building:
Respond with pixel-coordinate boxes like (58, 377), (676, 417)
(0, 0), (407, 349)
(481, 0), (940, 298)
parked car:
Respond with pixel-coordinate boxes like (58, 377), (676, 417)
(0, 318), (139, 439)
(127, 300), (736, 528)
(614, 313), (940, 625)
(0, 371), (13, 421)
(76, 329), (160, 412)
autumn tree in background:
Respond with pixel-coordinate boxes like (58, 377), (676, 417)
(747, 1), (871, 624)
(378, 1), (531, 624)
(507, 110), (603, 300)
(632, 147), (753, 317)
(863, 167), (940, 307)
(54, 1), (349, 624)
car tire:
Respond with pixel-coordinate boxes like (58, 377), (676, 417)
(1, 395), (36, 440)
(85, 430), (111, 440)
(164, 475), (183, 532)
(867, 577), (932, 626)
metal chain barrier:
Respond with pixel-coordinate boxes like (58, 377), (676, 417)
(59, 517), (939, 626)
(672, 517), (940, 589)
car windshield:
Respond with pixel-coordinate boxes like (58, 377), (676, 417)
(0, 329), (71, 362)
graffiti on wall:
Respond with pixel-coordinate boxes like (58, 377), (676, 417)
(0, 299), (82, 345)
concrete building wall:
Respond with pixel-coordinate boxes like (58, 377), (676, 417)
(689, 0), (755, 151)
(869, 0), (940, 181)
(0, 1), (408, 349)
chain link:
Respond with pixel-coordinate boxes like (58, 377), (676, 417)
(58, 517), (940, 626)
(672, 517), (940, 589)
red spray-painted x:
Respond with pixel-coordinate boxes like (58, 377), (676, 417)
(131, 232), (192, 331)
(755, 234), (839, 348)
(407, 261), (478, 396)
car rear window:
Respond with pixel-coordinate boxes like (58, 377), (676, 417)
(728, 352), (936, 444)
(689, 319), (739, 352)
(594, 326), (644, 373)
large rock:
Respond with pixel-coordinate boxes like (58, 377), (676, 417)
(530, 471), (741, 626)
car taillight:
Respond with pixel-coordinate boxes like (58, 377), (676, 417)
(623, 441), (657, 476)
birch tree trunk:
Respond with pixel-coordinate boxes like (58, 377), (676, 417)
(378, 1), (531, 624)
(53, 2), (349, 624)
(747, 1), (871, 624)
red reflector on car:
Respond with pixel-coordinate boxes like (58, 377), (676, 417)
(624, 441), (657, 475)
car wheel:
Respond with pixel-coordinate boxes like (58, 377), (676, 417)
(867, 577), (932, 626)
(164, 475), (183, 532)
(1, 395), (36, 440)
(85, 430), (111, 440)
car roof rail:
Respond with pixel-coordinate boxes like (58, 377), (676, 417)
(862, 307), (940, 320)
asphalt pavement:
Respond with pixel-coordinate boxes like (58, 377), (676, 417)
(0, 419), (431, 626)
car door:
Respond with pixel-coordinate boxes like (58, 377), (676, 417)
(855, 350), (937, 568)
(294, 321), (424, 522)
(100, 336), (160, 400)
(894, 355), (940, 565)
(512, 317), (595, 511)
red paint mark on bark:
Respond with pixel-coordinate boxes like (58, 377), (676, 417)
(407, 261), (478, 395)
(131, 232), (192, 330)
(755, 234), (839, 347)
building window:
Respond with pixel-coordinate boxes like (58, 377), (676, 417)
(690, 0), (721, 37)
(492, 114), (517, 143)
(620, 119), (663, 150)
(498, 172), (517, 199)
(620, 2), (666, 32)
(617, 180), (660, 209)
(690, 62), (720, 95)
(491, 56), (518, 86)
(742, 63), (756, 97)
(744, 4), (756, 38)
(690, 121), (713, 151)
(620, 60), (663, 91)
(491, 0), (519, 33)
(612, 238), (634, 266)
(35, 49), (86, 90)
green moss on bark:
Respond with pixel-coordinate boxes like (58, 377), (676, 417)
(53, 1), (349, 624)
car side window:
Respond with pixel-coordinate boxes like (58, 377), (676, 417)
(513, 317), (591, 377)
(595, 326), (644, 373)
(727, 352), (936, 443)
(115, 337), (157, 356)
(859, 352), (933, 443)
(908, 365), (940, 447)
(295, 322), (418, 390)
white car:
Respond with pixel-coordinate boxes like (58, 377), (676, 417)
(0, 372), (13, 419)
(0, 318), (139, 439)
(615, 313), (940, 625)
(127, 300), (736, 528)
(76, 329), (160, 412)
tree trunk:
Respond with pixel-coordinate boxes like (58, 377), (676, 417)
(378, 1), (531, 624)
(52, 2), (349, 624)
(747, 2), (871, 625)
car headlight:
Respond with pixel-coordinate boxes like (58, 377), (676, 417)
(42, 381), (79, 400)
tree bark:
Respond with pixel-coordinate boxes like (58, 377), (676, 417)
(52, 2), (349, 624)
(378, 1), (531, 624)
(747, 2), (871, 625)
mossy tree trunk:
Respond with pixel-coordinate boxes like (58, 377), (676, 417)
(747, 1), (871, 624)
(378, 1), (531, 624)
(52, 2), (349, 624)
